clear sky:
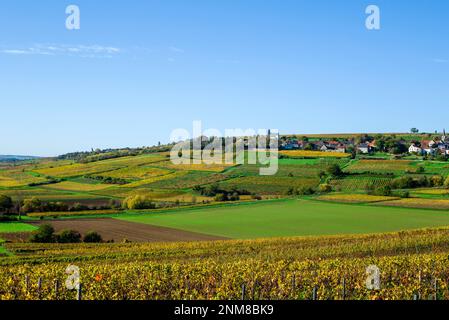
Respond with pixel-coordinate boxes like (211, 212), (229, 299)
(0, 0), (448, 156)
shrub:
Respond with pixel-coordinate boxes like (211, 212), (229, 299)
(318, 184), (332, 193)
(29, 224), (55, 243)
(326, 164), (343, 177)
(214, 193), (229, 202)
(297, 187), (316, 195)
(229, 192), (240, 201)
(56, 230), (82, 243)
(83, 231), (103, 243)
(0, 215), (17, 222)
(70, 203), (90, 212)
(390, 176), (414, 189)
(373, 186), (392, 196)
(394, 190), (410, 198)
(22, 197), (43, 213)
(430, 175), (444, 187)
(415, 166), (425, 174)
(122, 195), (156, 210)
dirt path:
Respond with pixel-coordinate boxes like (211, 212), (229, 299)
(24, 218), (227, 243)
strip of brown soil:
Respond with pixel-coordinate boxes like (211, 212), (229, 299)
(0, 232), (32, 243)
(23, 218), (227, 243)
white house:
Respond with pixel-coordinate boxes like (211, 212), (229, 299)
(357, 143), (370, 154)
(409, 144), (422, 154)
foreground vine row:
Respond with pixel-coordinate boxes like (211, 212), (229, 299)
(2, 228), (449, 300)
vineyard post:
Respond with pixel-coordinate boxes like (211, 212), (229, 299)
(413, 294), (418, 301)
(312, 286), (317, 300)
(291, 274), (296, 299)
(25, 275), (29, 293)
(434, 278), (438, 301)
(241, 283), (246, 300)
(54, 279), (59, 299)
(77, 284), (82, 301)
(37, 277), (42, 299)
(251, 281), (257, 300)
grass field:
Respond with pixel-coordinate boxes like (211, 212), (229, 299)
(329, 176), (393, 191)
(118, 199), (449, 239)
(0, 222), (37, 233)
(219, 176), (320, 194)
(345, 160), (415, 174)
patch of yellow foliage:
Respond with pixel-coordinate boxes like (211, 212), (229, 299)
(43, 181), (113, 192)
(376, 198), (449, 210)
(279, 150), (350, 158)
(318, 194), (399, 203)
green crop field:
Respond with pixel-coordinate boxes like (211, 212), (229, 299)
(118, 199), (449, 239)
(0, 222), (37, 233)
(329, 176), (393, 191)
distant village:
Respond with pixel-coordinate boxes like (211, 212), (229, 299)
(279, 130), (449, 157)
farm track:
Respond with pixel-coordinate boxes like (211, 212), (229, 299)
(25, 218), (228, 243)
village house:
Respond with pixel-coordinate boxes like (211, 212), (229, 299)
(408, 131), (449, 156)
(420, 140), (436, 155)
(357, 143), (370, 154)
(320, 141), (347, 153)
(408, 143), (422, 154)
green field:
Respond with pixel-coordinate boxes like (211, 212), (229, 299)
(118, 199), (449, 239)
(0, 222), (37, 233)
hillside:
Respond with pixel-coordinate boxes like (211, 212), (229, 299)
(0, 155), (39, 162)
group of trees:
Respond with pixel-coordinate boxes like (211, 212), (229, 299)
(286, 186), (317, 196)
(390, 175), (446, 189)
(29, 224), (103, 243)
(21, 198), (69, 214)
(122, 195), (156, 210)
(21, 198), (120, 214)
(193, 183), (250, 202)
(85, 175), (128, 185)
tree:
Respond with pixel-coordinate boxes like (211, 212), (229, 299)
(445, 176), (449, 189)
(430, 175), (444, 187)
(304, 143), (313, 151)
(0, 195), (13, 214)
(29, 224), (55, 243)
(84, 231), (103, 243)
(318, 184), (332, 193)
(56, 229), (82, 243)
(326, 164), (343, 177)
(410, 128), (419, 134)
(318, 171), (326, 179)
(122, 195), (156, 210)
(374, 185), (392, 196)
(214, 193), (229, 202)
(22, 197), (43, 213)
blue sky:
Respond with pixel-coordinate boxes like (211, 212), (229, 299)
(0, 0), (448, 156)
